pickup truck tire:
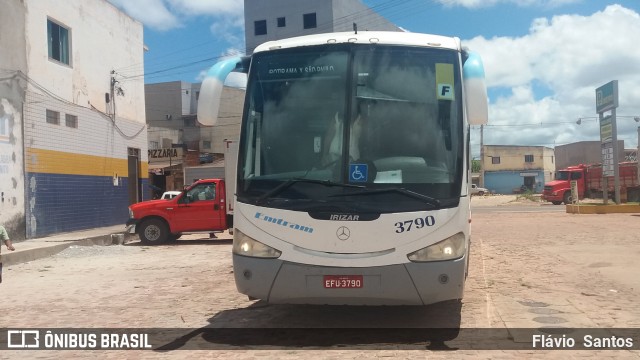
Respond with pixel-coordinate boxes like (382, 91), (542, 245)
(167, 233), (182, 242)
(138, 219), (169, 244)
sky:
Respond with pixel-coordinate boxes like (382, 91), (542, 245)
(107, 0), (640, 158)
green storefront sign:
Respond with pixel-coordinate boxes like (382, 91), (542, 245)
(595, 80), (618, 113)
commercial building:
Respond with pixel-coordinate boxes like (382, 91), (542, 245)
(0, 0), (147, 238)
(244, 0), (401, 54)
(483, 145), (555, 194)
(144, 82), (244, 193)
(554, 140), (625, 171)
(144, 0), (400, 193)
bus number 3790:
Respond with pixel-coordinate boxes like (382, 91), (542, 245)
(394, 216), (436, 233)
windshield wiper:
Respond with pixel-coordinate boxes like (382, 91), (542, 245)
(329, 187), (441, 208)
(256, 178), (365, 204)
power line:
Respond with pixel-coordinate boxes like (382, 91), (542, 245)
(115, 0), (436, 82)
(1, 69), (147, 140)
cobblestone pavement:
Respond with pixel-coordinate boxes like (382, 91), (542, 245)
(1, 200), (640, 359)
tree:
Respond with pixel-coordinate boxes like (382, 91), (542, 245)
(472, 159), (481, 173)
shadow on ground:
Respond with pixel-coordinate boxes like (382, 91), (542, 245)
(154, 300), (463, 351)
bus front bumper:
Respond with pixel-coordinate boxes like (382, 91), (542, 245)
(232, 254), (466, 306)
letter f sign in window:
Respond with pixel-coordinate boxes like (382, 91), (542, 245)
(436, 63), (454, 100)
(438, 84), (453, 100)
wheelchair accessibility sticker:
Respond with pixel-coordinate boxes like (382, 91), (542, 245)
(349, 164), (368, 182)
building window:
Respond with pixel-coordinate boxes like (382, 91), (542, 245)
(65, 114), (78, 128)
(254, 20), (267, 36)
(47, 19), (70, 65)
(303, 13), (317, 29)
(196, 91), (200, 100)
(491, 156), (500, 164)
(277, 17), (286, 27)
(184, 118), (196, 127)
(202, 140), (211, 149)
(524, 154), (534, 163)
(46, 109), (60, 125)
(149, 141), (159, 150)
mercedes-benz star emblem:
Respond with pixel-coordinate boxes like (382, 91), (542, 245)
(336, 226), (350, 241)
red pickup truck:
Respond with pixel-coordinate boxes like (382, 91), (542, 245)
(127, 140), (238, 244)
(126, 178), (231, 244)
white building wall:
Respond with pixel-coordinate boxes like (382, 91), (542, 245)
(0, 2), (28, 239)
(0, 99), (25, 238)
(16, 0), (148, 238)
(24, 0), (146, 122)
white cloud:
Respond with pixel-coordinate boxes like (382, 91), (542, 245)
(108, 0), (246, 82)
(109, 0), (181, 31)
(466, 5), (640, 153)
(108, 0), (244, 31)
(209, 15), (245, 47)
(436, 0), (581, 9)
(166, 0), (243, 16)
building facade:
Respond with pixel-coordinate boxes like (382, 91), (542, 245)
(483, 145), (555, 194)
(145, 82), (244, 193)
(142, 0), (402, 195)
(554, 140), (625, 171)
(0, 0), (147, 239)
(244, 0), (401, 54)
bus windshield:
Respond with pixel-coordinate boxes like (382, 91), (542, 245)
(238, 44), (463, 212)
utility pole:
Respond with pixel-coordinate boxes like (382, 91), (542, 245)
(612, 108), (621, 204)
(480, 125), (485, 188)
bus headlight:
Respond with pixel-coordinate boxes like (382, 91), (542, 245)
(407, 233), (466, 262)
(233, 229), (282, 258)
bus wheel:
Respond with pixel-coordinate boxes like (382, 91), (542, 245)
(563, 192), (572, 205)
(138, 219), (168, 244)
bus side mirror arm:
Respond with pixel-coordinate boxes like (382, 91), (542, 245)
(197, 56), (250, 126)
(463, 51), (488, 125)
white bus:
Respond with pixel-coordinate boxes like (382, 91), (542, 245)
(198, 31), (488, 305)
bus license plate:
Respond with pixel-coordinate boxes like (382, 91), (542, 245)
(323, 275), (363, 289)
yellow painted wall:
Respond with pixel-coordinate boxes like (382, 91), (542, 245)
(26, 148), (148, 178)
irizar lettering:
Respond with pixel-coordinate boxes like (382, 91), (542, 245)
(329, 214), (359, 221)
(255, 212), (314, 233)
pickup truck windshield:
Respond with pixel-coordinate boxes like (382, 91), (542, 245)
(237, 44), (463, 213)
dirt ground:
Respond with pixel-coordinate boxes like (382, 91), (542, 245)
(1, 198), (640, 358)
(471, 194), (537, 206)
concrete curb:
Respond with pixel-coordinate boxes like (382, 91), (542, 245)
(2, 233), (130, 266)
(566, 203), (640, 214)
